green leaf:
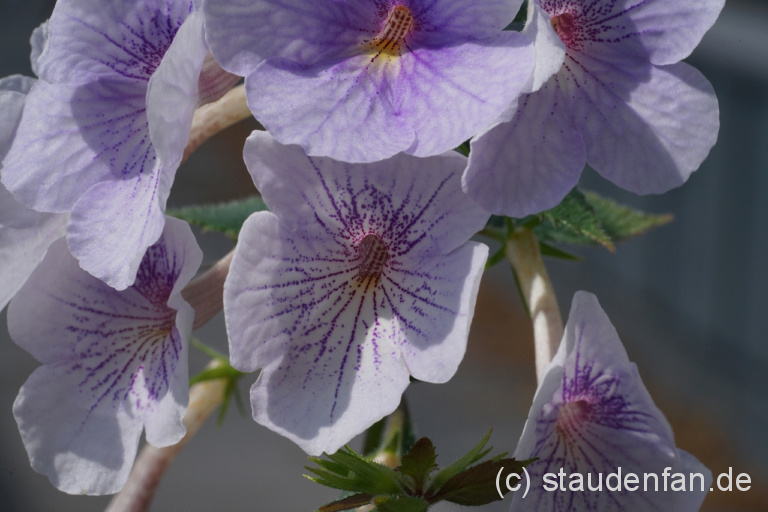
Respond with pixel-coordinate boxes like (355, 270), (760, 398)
(583, 191), (672, 243)
(426, 430), (493, 494)
(533, 188), (614, 250)
(530, 188), (672, 252)
(430, 458), (526, 506)
(373, 495), (428, 512)
(168, 196), (268, 239)
(317, 493), (374, 512)
(398, 438), (438, 493)
(538, 241), (581, 261)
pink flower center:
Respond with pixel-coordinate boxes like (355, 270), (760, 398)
(550, 12), (580, 50)
(556, 399), (592, 439)
(369, 5), (414, 56)
(356, 234), (388, 279)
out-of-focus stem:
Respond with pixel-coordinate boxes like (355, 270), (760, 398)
(105, 360), (228, 512)
(182, 84), (251, 164)
(505, 228), (563, 383)
(182, 249), (234, 330)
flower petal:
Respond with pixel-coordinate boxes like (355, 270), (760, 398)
(68, 160), (170, 290)
(391, 241), (488, 382)
(38, 0), (193, 83)
(2, 78), (153, 213)
(566, 58), (719, 194)
(464, 81), (585, 217)
(243, 131), (489, 255)
(10, 218), (200, 494)
(203, 0), (377, 74)
(146, 11), (208, 168)
(246, 55), (415, 163)
(398, 31), (534, 158)
(522, 1), (566, 93)
(511, 292), (711, 511)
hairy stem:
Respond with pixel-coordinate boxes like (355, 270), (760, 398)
(105, 360), (228, 512)
(505, 228), (563, 382)
(182, 84), (252, 165)
(182, 249), (234, 330)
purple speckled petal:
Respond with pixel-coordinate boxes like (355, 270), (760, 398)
(521, 1), (566, 93)
(510, 292), (710, 511)
(537, 0), (724, 67)
(10, 217), (200, 495)
(146, 11), (208, 168)
(227, 133), (489, 453)
(68, 158), (172, 290)
(243, 131), (490, 255)
(228, 212), (411, 455)
(37, 0), (193, 83)
(393, 241), (487, 382)
(566, 58), (719, 194)
(463, 82), (585, 217)
(3, 79), (154, 213)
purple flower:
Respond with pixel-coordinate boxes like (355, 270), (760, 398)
(463, 0), (724, 217)
(511, 292), (710, 511)
(2, 0), (237, 290)
(204, 0), (535, 163)
(224, 131), (490, 455)
(0, 74), (68, 310)
(10, 217), (202, 495)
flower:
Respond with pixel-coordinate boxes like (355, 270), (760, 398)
(510, 291), (710, 511)
(463, 0), (724, 217)
(2, 0), (237, 290)
(10, 217), (202, 495)
(224, 131), (490, 455)
(204, 0), (535, 163)
(0, 73), (68, 310)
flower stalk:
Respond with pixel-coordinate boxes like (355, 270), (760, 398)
(505, 227), (563, 382)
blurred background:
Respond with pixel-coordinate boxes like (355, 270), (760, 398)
(1, 0), (767, 510)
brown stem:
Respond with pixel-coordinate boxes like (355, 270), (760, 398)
(505, 228), (564, 382)
(105, 360), (228, 512)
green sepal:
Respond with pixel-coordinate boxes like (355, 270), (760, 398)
(316, 493), (375, 512)
(168, 196), (268, 240)
(426, 430), (493, 494)
(305, 447), (404, 495)
(397, 437), (438, 494)
(188, 339), (247, 424)
(429, 458), (525, 506)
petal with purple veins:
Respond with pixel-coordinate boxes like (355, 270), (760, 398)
(38, 0), (193, 83)
(10, 217), (201, 495)
(464, 81), (585, 217)
(565, 57), (719, 194)
(226, 133), (489, 454)
(511, 292), (711, 511)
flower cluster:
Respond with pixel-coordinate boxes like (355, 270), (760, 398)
(0, 0), (723, 506)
